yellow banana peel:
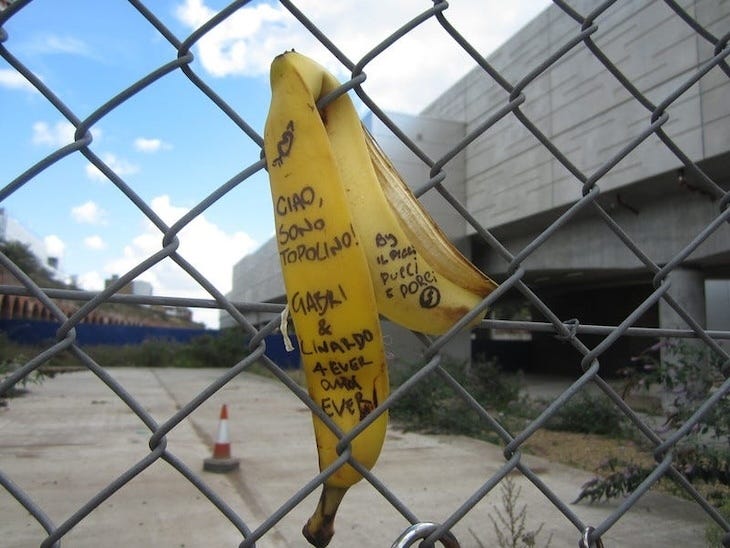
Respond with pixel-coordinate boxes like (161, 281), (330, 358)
(263, 50), (497, 547)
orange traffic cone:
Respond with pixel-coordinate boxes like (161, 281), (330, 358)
(203, 404), (240, 473)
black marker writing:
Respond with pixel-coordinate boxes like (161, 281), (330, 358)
(272, 120), (294, 168)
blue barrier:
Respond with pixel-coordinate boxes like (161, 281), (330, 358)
(262, 333), (301, 370)
(0, 319), (215, 346)
(1, 319), (302, 370)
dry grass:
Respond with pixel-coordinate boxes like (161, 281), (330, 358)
(521, 429), (654, 473)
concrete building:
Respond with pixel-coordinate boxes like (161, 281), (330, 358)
(104, 275), (153, 297)
(223, 0), (729, 374)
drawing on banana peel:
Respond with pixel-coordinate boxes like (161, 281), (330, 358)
(263, 50), (498, 547)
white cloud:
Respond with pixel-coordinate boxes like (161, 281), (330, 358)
(174, 0), (551, 113)
(84, 235), (106, 250)
(0, 68), (37, 92)
(133, 137), (172, 153)
(77, 271), (105, 292)
(71, 201), (107, 225)
(45, 35), (89, 55)
(26, 34), (93, 57)
(101, 195), (257, 327)
(85, 153), (139, 181)
(44, 234), (65, 258)
(175, 0), (288, 77)
(32, 120), (75, 147)
(32, 120), (101, 147)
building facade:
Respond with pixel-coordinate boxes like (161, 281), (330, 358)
(223, 0), (730, 373)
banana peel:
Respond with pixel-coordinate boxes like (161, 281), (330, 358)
(263, 50), (497, 547)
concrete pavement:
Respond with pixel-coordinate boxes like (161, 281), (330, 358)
(1, 368), (711, 547)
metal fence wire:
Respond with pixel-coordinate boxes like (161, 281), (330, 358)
(1, 0), (730, 546)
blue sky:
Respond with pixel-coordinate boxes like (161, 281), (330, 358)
(0, 0), (550, 327)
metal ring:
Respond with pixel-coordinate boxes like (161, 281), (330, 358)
(579, 526), (604, 548)
(391, 522), (459, 548)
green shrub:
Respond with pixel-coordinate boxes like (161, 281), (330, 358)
(185, 328), (250, 368)
(574, 339), (730, 508)
(1, 346), (46, 398)
(0, 327), (250, 370)
(544, 391), (627, 436)
(97, 327), (251, 368)
(0, 333), (30, 364)
(389, 357), (522, 437)
(705, 496), (730, 547)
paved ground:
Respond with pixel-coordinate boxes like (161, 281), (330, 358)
(0, 368), (712, 547)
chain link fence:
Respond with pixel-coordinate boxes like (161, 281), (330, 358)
(1, 0), (729, 546)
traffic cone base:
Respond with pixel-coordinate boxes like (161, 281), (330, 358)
(203, 455), (240, 473)
(204, 404), (240, 473)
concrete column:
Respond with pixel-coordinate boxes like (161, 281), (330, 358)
(658, 267), (706, 331)
(658, 267), (706, 411)
(381, 321), (473, 366)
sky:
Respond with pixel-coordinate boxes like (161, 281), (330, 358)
(0, 0), (551, 328)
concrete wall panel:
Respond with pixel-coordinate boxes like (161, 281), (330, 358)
(424, 0), (727, 234)
(224, 0), (730, 345)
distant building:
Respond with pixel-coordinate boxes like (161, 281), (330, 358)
(129, 280), (153, 297)
(162, 306), (194, 322)
(104, 275), (153, 297)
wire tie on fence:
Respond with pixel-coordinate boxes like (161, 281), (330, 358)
(579, 526), (604, 548)
(280, 305), (294, 352)
(390, 522), (459, 548)
(720, 189), (730, 213)
(556, 318), (580, 341)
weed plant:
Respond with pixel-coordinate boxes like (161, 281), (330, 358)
(388, 357), (522, 438)
(543, 391), (627, 436)
(573, 339), (729, 541)
(489, 477), (552, 548)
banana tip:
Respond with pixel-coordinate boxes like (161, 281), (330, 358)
(302, 485), (348, 547)
(302, 518), (335, 548)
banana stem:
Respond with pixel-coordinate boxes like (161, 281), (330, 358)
(302, 484), (349, 547)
